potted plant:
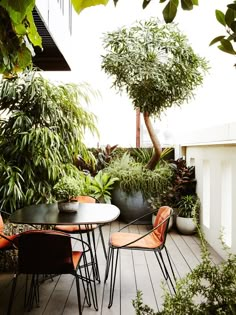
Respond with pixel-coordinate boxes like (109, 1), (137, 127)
(176, 194), (200, 235)
(105, 153), (173, 223)
(53, 176), (81, 212)
(88, 170), (119, 204)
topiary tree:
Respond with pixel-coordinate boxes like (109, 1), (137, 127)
(0, 69), (98, 213)
(101, 18), (208, 169)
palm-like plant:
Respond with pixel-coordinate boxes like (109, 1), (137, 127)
(0, 70), (98, 212)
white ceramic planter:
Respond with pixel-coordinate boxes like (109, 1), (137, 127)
(176, 216), (196, 235)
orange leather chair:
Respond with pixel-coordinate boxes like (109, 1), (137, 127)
(104, 206), (176, 308)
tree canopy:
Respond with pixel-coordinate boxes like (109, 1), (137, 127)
(101, 19), (208, 168)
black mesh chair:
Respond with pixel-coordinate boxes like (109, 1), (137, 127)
(104, 206), (176, 308)
(7, 230), (98, 315)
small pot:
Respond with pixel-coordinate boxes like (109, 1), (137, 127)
(58, 201), (80, 213)
(176, 216), (196, 235)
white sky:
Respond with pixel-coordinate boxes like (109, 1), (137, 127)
(43, 0), (236, 148)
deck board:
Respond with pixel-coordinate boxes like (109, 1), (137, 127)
(0, 221), (223, 315)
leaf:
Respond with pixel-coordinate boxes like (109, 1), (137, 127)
(27, 12), (42, 48)
(181, 0), (193, 11)
(225, 8), (236, 28)
(1, 0), (35, 24)
(215, 9), (226, 26)
(71, 0), (109, 15)
(192, 0), (198, 4)
(163, 0), (179, 23)
(218, 39), (236, 55)
(227, 3), (236, 10)
(143, 0), (152, 9)
(209, 35), (225, 46)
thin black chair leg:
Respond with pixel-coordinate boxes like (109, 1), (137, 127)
(75, 274), (82, 315)
(91, 229), (100, 283)
(164, 247), (176, 282)
(7, 273), (17, 315)
(156, 251), (176, 293)
(83, 253), (98, 310)
(104, 247), (112, 282)
(99, 225), (107, 260)
(108, 248), (119, 309)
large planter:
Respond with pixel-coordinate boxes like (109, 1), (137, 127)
(176, 216), (196, 235)
(111, 187), (152, 224)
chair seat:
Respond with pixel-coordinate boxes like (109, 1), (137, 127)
(54, 224), (98, 233)
(72, 251), (83, 268)
(0, 234), (17, 250)
(110, 231), (163, 249)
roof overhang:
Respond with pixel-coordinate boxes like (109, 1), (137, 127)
(32, 8), (71, 71)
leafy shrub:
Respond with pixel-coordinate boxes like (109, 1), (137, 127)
(132, 228), (236, 314)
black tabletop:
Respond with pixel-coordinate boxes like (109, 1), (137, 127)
(9, 202), (120, 225)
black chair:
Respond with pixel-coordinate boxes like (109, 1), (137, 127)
(7, 230), (98, 315)
(104, 206), (176, 308)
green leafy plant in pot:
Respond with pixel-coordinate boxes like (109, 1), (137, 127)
(53, 176), (81, 212)
(176, 194), (200, 235)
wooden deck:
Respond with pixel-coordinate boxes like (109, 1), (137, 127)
(0, 221), (223, 315)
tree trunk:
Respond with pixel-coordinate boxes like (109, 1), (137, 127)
(143, 111), (162, 170)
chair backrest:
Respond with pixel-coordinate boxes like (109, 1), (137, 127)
(153, 206), (172, 247)
(0, 214), (4, 233)
(17, 230), (74, 274)
(73, 196), (96, 203)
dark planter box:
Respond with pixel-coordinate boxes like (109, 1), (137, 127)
(111, 187), (152, 224)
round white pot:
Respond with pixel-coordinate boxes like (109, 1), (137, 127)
(152, 214), (174, 231)
(176, 216), (196, 235)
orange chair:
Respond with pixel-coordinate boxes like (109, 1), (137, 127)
(7, 230), (98, 315)
(0, 213), (18, 251)
(104, 206), (176, 308)
(54, 196), (107, 283)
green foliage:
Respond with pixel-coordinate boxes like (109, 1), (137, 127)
(104, 153), (173, 199)
(210, 2), (236, 56)
(177, 194), (200, 218)
(132, 229), (236, 314)
(53, 176), (81, 202)
(0, 70), (98, 213)
(71, 0), (109, 14)
(89, 170), (119, 203)
(0, 0), (42, 76)
(102, 19), (208, 118)
(131, 147), (174, 165)
(147, 158), (197, 212)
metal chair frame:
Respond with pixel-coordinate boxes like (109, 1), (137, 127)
(6, 230), (98, 315)
(104, 207), (176, 308)
(54, 196), (107, 285)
